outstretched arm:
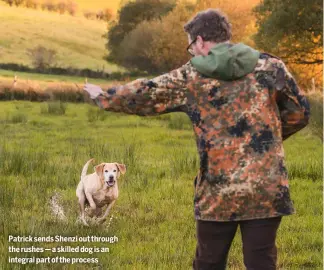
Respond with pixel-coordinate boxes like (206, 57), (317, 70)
(84, 63), (190, 116)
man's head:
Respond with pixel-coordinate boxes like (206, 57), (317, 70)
(184, 9), (232, 57)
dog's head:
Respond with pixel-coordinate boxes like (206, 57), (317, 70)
(95, 162), (126, 188)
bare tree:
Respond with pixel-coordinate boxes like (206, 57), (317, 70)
(27, 46), (57, 71)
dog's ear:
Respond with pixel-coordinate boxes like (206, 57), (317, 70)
(115, 163), (126, 175)
(95, 163), (105, 179)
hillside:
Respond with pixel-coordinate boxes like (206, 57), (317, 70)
(0, 2), (123, 72)
(73, 0), (121, 13)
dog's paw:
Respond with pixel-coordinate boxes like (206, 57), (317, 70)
(96, 217), (106, 224)
(76, 217), (90, 227)
(87, 209), (96, 218)
(82, 219), (90, 226)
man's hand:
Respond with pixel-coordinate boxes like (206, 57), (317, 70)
(84, 83), (104, 99)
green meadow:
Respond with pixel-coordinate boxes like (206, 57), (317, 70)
(0, 100), (322, 269)
(0, 69), (111, 84)
(0, 2), (122, 72)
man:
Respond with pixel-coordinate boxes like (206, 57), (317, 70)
(84, 9), (310, 270)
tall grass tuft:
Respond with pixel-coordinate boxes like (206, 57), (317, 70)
(0, 145), (49, 176)
(120, 142), (141, 172)
(40, 101), (67, 115)
(287, 159), (323, 181)
(87, 107), (107, 122)
(170, 147), (199, 177)
(307, 93), (323, 141)
(167, 113), (192, 130)
(5, 112), (28, 124)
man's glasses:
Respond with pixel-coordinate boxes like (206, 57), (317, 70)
(187, 37), (197, 56)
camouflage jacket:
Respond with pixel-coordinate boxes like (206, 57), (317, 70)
(94, 53), (310, 221)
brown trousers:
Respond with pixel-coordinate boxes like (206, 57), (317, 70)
(192, 216), (282, 270)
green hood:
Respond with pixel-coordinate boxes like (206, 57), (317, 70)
(190, 43), (260, 81)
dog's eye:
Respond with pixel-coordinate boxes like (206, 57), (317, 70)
(113, 170), (116, 172)
(105, 170), (108, 173)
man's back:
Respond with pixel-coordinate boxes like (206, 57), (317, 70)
(180, 52), (309, 221)
(93, 50), (309, 222)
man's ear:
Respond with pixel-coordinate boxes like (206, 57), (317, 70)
(95, 163), (105, 179)
(196, 35), (203, 46)
(115, 163), (126, 175)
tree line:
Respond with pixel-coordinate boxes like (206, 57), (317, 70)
(105, 0), (323, 89)
(1, 0), (113, 21)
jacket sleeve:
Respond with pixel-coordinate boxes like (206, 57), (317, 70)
(94, 63), (190, 116)
(275, 61), (310, 140)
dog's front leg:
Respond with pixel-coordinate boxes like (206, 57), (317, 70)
(85, 192), (97, 217)
(78, 197), (89, 226)
(96, 200), (116, 224)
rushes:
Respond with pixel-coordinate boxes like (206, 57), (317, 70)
(167, 113), (192, 130)
(87, 106), (107, 122)
(5, 112), (28, 123)
(40, 101), (67, 115)
(170, 147), (199, 177)
(0, 145), (49, 176)
(287, 159), (323, 181)
(307, 93), (323, 141)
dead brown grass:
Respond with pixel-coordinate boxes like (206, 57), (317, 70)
(0, 77), (121, 102)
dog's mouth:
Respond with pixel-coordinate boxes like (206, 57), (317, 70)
(106, 180), (115, 187)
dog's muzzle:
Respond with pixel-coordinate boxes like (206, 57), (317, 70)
(106, 177), (115, 187)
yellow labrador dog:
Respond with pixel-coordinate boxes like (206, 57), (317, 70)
(76, 158), (126, 226)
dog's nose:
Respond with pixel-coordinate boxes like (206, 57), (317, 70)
(109, 176), (114, 181)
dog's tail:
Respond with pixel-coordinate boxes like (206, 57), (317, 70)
(81, 158), (95, 178)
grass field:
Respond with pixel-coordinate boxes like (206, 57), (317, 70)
(0, 2), (123, 72)
(0, 69), (124, 85)
(0, 100), (322, 269)
(72, 0), (121, 13)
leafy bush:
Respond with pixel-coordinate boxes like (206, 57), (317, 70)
(26, 46), (57, 71)
(113, 2), (193, 73)
(65, 0), (77, 16)
(83, 10), (97, 20)
(96, 8), (113, 21)
(2, 0), (24, 6)
(2, 0), (14, 6)
(147, 2), (193, 72)
(41, 0), (57, 11)
(57, 1), (67, 14)
(13, 0), (24, 6)
(25, 0), (38, 9)
(106, 0), (175, 66)
(119, 20), (157, 71)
